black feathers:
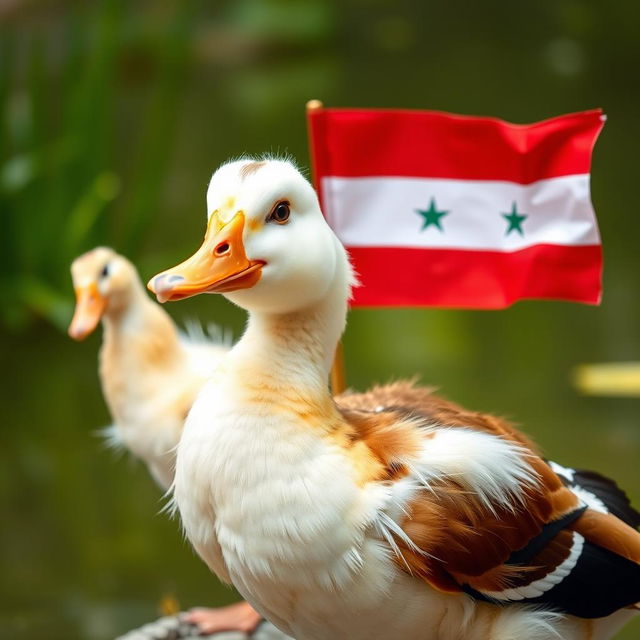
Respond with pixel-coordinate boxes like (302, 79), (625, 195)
(523, 539), (640, 619)
(461, 463), (640, 618)
(568, 468), (640, 530)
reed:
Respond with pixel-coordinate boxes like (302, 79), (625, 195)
(0, 0), (192, 332)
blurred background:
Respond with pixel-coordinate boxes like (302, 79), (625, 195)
(1, 0), (639, 638)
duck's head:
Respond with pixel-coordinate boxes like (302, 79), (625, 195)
(68, 247), (139, 340)
(149, 158), (352, 315)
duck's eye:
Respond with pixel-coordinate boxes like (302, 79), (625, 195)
(267, 201), (290, 225)
(100, 264), (110, 279)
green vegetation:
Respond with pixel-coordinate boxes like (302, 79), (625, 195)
(0, 0), (191, 331)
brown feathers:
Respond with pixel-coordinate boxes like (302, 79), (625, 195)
(335, 380), (600, 595)
(337, 380), (539, 452)
(239, 161), (267, 180)
(399, 476), (550, 586)
(339, 407), (423, 481)
(571, 509), (640, 563)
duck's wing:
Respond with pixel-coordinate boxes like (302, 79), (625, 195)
(550, 461), (640, 529)
(338, 390), (640, 619)
(386, 424), (640, 619)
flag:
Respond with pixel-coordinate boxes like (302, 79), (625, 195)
(307, 106), (605, 308)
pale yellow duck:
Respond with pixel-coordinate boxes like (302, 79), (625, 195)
(69, 247), (266, 635)
(149, 158), (640, 640)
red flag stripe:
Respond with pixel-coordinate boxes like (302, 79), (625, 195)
(347, 244), (602, 309)
(308, 108), (605, 185)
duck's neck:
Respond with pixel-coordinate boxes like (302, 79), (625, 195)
(102, 280), (183, 373)
(232, 257), (350, 393)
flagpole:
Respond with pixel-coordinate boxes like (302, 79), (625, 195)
(306, 98), (347, 394)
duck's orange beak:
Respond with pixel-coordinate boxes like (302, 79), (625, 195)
(68, 283), (107, 341)
(148, 212), (264, 303)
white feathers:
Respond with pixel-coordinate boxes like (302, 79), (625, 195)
(571, 486), (609, 514)
(181, 317), (233, 348)
(374, 511), (423, 573)
(548, 460), (610, 514)
(96, 424), (125, 452)
(549, 460), (576, 482)
(411, 426), (539, 512)
(489, 607), (566, 640)
(181, 328), (231, 379)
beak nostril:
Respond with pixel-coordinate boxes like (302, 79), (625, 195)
(215, 241), (230, 256)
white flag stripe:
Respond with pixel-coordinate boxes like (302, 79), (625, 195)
(321, 174), (600, 252)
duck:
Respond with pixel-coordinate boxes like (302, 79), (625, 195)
(149, 158), (640, 640)
(69, 247), (270, 635)
(69, 247), (230, 488)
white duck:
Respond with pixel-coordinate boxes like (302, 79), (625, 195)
(149, 158), (640, 640)
(69, 247), (230, 488)
(69, 247), (269, 635)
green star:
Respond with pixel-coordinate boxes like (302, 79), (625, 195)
(416, 198), (449, 232)
(502, 202), (528, 236)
